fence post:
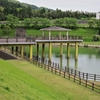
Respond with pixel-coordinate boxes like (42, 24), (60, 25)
(71, 69), (73, 75)
(86, 80), (87, 87)
(68, 68), (69, 73)
(79, 71), (80, 78)
(94, 74), (96, 81)
(59, 67), (61, 76)
(64, 71), (65, 78)
(55, 63), (57, 74)
(75, 70), (76, 76)
(41, 58), (43, 68)
(86, 73), (88, 80)
(74, 70), (76, 82)
(45, 60), (47, 69)
(83, 72), (84, 80)
(58, 64), (59, 71)
(48, 61), (49, 70)
(69, 74), (70, 80)
(92, 83), (94, 91)
(79, 78), (81, 85)
(65, 67), (67, 72)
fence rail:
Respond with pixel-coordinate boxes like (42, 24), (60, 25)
(2, 48), (100, 93)
(22, 55), (100, 93)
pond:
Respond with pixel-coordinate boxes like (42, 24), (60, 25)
(26, 45), (100, 75)
(44, 46), (100, 75)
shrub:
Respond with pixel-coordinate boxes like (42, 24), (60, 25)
(93, 35), (100, 41)
(2, 25), (11, 36)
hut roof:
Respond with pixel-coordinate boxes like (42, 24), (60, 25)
(40, 26), (70, 31)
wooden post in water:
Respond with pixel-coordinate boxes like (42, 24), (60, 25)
(60, 43), (63, 57)
(16, 46), (18, 56)
(42, 43), (45, 59)
(67, 58), (69, 67)
(49, 42), (52, 61)
(75, 42), (78, 60)
(29, 44), (33, 61)
(21, 46), (24, 58)
(67, 43), (70, 58)
(60, 56), (62, 68)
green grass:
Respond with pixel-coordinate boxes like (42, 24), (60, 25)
(26, 28), (98, 36)
(0, 59), (100, 100)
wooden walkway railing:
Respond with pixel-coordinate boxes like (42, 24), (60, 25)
(0, 35), (82, 43)
(23, 56), (100, 93)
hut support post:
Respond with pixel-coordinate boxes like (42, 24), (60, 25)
(16, 46), (18, 56)
(49, 42), (52, 61)
(67, 43), (70, 58)
(21, 46), (24, 58)
(29, 44), (33, 61)
(42, 43), (45, 59)
(60, 43), (63, 57)
(75, 42), (78, 60)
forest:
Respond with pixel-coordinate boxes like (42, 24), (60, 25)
(0, 0), (96, 20)
(0, 0), (100, 34)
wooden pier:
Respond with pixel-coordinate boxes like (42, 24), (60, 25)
(0, 26), (83, 61)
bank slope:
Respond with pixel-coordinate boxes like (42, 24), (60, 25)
(0, 59), (100, 100)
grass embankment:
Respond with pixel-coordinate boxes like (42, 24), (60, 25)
(26, 28), (97, 36)
(0, 59), (100, 100)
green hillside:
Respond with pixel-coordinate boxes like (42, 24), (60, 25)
(0, 59), (100, 100)
(8, 0), (39, 10)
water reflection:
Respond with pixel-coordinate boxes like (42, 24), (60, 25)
(60, 56), (62, 68)
(42, 47), (100, 75)
(75, 60), (78, 70)
(67, 58), (69, 68)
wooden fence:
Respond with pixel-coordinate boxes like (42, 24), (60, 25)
(23, 56), (100, 93)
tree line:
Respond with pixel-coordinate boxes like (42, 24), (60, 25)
(0, 0), (96, 21)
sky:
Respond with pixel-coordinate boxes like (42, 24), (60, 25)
(18, 0), (100, 12)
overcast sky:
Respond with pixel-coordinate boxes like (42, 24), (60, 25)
(18, 0), (100, 12)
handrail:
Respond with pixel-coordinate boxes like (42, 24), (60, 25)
(0, 35), (82, 43)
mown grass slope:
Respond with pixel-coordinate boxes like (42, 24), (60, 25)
(0, 59), (100, 100)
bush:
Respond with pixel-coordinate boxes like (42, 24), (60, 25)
(0, 24), (5, 29)
(2, 25), (11, 36)
(93, 35), (100, 41)
(83, 37), (92, 42)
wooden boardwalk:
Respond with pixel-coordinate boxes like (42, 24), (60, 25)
(0, 35), (82, 45)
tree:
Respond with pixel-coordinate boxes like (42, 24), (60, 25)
(2, 25), (11, 36)
(6, 14), (19, 28)
(88, 20), (94, 28)
(24, 18), (32, 28)
(53, 18), (64, 27)
(95, 20), (100, 35)
(63, 18), (78, 28)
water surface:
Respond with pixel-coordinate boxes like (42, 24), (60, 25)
(44, 47), (100, 75)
